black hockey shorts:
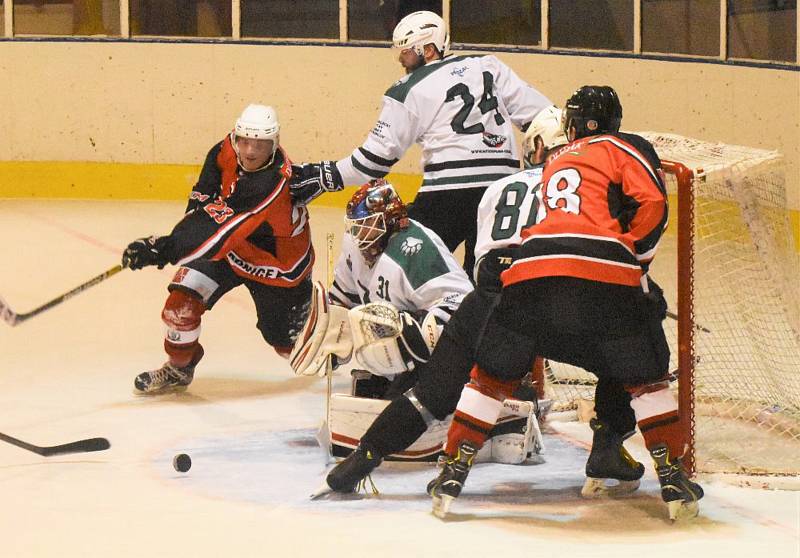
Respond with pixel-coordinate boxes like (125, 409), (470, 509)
(475, 277), (670, 386)
(413, 287), (499, 420)
(169, 259), (313, 348)
(408, 187), (487, 277)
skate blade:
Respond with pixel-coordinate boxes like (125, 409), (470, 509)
(668, 499), (700, 522)
(310, 480), (334, 500)
(133, 385), (190, 396)
(581, 477), (640, 499)
(431, 494), (454, 519)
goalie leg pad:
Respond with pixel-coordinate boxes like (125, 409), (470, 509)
(476, 399), (543, 464)
(289, 282), (352, 376)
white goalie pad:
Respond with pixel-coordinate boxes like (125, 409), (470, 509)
(348, 301), (410, 376)
(322, 393), (544, 463)
(476, 399), (544, 465)
(325, 394), (449, 461)
(289, 282), (353, 376)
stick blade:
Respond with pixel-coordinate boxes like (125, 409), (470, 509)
(0, 295), (18, 326)
(41, 437), (111, 457)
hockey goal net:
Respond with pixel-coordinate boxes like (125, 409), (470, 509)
(543, 132), (800, 480)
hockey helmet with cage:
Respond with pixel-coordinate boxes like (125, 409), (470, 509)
(522, 105), (568, 168)
(392, 11), (449, 58)
(345, 179), (409, 263)
(562, 85), (622, 140)
(231, 104), (280, 170)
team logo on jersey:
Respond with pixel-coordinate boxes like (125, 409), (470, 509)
(482, 132), (507, 148)
(400, 237), (423, 256)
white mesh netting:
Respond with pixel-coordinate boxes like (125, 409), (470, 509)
(543, 132), (800, 477)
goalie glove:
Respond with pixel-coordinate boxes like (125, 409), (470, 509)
(348, 301), (441, 376)
(289, 282), (353, 376)
(289, 161), (344, 206)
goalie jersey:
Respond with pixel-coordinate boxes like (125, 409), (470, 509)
(336, 54), (551, 192)
(329, 219), (473, 328)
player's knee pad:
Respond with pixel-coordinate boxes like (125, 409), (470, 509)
(162, 289), (205, 346)
(474, 313), (537, 382)
(169, 267), (220, 304)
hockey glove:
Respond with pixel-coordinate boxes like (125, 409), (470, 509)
(122, 236), (170, 270)
(475, 247), (516, 293)
(640, 275), (668, 320)
(289, 161), (344, 206)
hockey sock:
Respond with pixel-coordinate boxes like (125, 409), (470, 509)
(359, 396), (428, 458)
(444, 365), (511, 455)
(162, 289), (205, 368)
(630, 387), (684, 458)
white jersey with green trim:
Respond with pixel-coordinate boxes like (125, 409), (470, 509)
(329, 219), (473, 327)
(336, 54), (551, 193)
(473, 166), (544, 280)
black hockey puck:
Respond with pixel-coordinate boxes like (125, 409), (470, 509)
(173, 453), (191, 473)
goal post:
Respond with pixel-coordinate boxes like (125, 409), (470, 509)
(543, 132), (800, 481)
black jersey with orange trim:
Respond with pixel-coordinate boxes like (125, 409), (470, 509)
(160, 136), (314, 287)
(502, 132), (667, 288)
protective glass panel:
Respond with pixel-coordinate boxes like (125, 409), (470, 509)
(348, 0), (442, 41)
(728, 0), (797, 62)
(14, 0), (120, 36)
(451, 0), (541, 46)
(129, 1), (231, 37)
(642, 0), (720, 56)
(549, 0), (634, 51)
(241, 0), (338, 39)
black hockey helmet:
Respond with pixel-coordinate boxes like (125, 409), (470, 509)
(562, 85), (622, 140)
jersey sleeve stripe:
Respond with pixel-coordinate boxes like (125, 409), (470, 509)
(350, 156), (389, 179)
(424, 158), (520, 172)
(358, 147), (399, 167)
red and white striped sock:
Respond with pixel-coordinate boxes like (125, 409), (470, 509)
(630, 387), (685, 458)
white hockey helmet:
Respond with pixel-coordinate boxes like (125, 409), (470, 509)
(522, 105), (568, 168)
(232, 104), (280, 169)
(392, 11), (449, 57)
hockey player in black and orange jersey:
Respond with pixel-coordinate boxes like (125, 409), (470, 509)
(429, 86), (704, 521)
(122, 103), (343, 394)
(314, 107), (644, 499)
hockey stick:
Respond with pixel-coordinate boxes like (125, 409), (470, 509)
(0, 432), (110, 457)
(0, 264), (123, 327)
(666, 309), (711, 333)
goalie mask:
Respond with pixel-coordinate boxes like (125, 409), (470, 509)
(562, 85), (622, 141)
(345, 179), (409, 265)
(231, 103), (280, 171)
(522, 105), (568, 168)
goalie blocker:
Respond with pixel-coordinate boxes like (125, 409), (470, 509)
(321, 393), (543, 464)
(290, 282), (440, 378)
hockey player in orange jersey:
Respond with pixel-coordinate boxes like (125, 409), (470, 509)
(429, 85), (704, 521)
(121, 103), (342, 394)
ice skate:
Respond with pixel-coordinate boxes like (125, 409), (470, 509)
(581, 418), (645, 498)
(427, 441), (477, 519)
(134, 346), (203, 395)
(312, 445), (383, 499)
(649, 444), (704, 521)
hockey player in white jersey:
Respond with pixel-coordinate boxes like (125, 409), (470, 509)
(290, 179), (474, 396)
(293, 11), (553, 276)
(313, 106), (643, 497)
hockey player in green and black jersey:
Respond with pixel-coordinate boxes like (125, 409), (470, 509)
(329, 11), (552, 276)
